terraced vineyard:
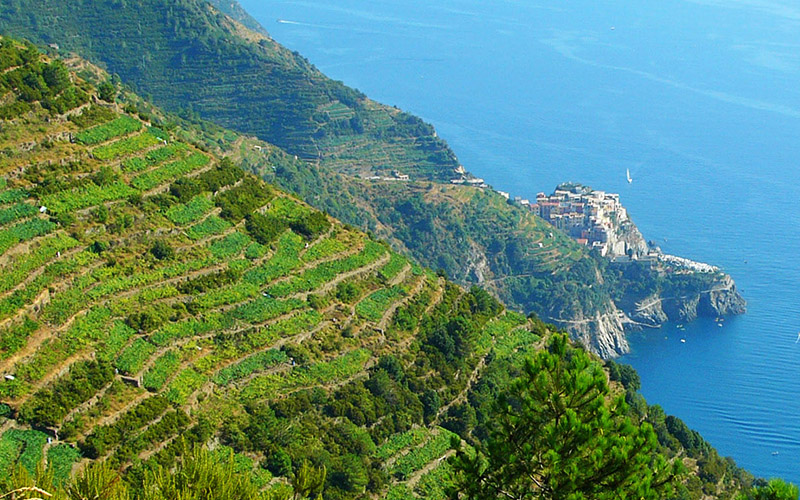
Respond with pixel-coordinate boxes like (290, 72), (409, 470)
(0, 38), (551, 499)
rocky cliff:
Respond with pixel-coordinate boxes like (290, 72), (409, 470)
(549, 272), (746, 359)
(628, 274), (746, 327)
(546, 300), (630, 359)
(609, 219), (649, 258)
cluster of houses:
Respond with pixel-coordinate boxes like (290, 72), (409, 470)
(450, 165), (489, 188)
(365, 170), (411, 182)
(502, 183), (638, 256)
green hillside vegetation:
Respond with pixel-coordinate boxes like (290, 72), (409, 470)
(0, 37), (774, 500)
(0, 0), (734, 360)
(0, 0), (458, 180)
(0, 0), (635, 343)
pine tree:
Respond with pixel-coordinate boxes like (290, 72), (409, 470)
(449, 333), (681, 500)
(740, 478), (799, 500)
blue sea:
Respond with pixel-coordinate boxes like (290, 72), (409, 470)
(239, 0), (800, 483)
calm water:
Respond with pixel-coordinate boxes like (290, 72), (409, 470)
(240, 0), (800, 482)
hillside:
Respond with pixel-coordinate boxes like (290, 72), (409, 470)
(0, 36), (473, 497)
(0, 0), (459, 180)
(0, 0), (652, 357)
(0, 38), (755, 500)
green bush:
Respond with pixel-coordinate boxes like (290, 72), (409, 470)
(216, 180), (273, 222)
(75, 115), (141, 145)
(245, 213), (286, 245)
(19, 360), (114, 428)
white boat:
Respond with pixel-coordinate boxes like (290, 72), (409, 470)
(680, 339), (686, 343)
(626, 168), (633, 184)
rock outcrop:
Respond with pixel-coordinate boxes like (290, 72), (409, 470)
(699, 275), (747, 316)
(548, 300), (630, 359)
(625, 274), (746, 331)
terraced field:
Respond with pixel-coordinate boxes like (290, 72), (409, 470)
(0, 38), (551, 499)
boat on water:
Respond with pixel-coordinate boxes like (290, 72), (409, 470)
(680, 339), (686, 343)
(626, 168), (633, 184)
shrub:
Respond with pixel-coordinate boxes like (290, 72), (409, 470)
(290, 211), (331, 240)
(216, 181), (273, 222)
(245, 213), (286, 245)
(19, 360), (114, 428)
(150, 240), (174, 260)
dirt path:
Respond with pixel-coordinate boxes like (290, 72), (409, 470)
(60, 378), (116, 427)
(88, 389), (151, 434)
(377, 273), (423, 332)
(405, 450), (454, 491)
(292, 252), (390, 301)
(9, 351), (93, 407)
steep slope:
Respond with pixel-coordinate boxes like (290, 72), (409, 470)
(205, 0), (270, 35)
(0, 38), (757, 500)
(0, 0), (459, 180)
(0, 37), (493, 497)
(0, 0), (650, 357)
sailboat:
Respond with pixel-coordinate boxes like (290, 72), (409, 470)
(626, 168), (633, 184)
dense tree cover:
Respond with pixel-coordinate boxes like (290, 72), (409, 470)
(462, 336), (759, 500)
(605, 358), (641, 391)
(449, 333), (681, 499)
(0, 37), (89, 118)
(246, 213), (287, 245)
(290, 212), (332, 241)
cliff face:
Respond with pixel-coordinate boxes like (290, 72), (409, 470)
(629, 293), (669, 327)
(627, 274), (746, 327)
(699, 275), (747, 316)
(555, 273), (746, 359)
(549, 300), (630, 359)
(608, 219), (649, 258)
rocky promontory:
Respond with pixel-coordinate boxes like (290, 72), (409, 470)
(527, 183), (746, 358)
(627, 274), (746, 327)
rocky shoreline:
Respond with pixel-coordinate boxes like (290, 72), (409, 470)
(629, 274), (746, 327)
(530, 184), (747, 359)
(548, 274), (746, 359)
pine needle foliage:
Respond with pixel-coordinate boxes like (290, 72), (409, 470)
(139, 444), (281, 500)
(449, 333), (683, 500)
(739, 479), (799, 500)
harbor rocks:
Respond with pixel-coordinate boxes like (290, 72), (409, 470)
(626, 274), (746, 335)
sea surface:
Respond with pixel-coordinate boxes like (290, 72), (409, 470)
(239, 0), (800, 482)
